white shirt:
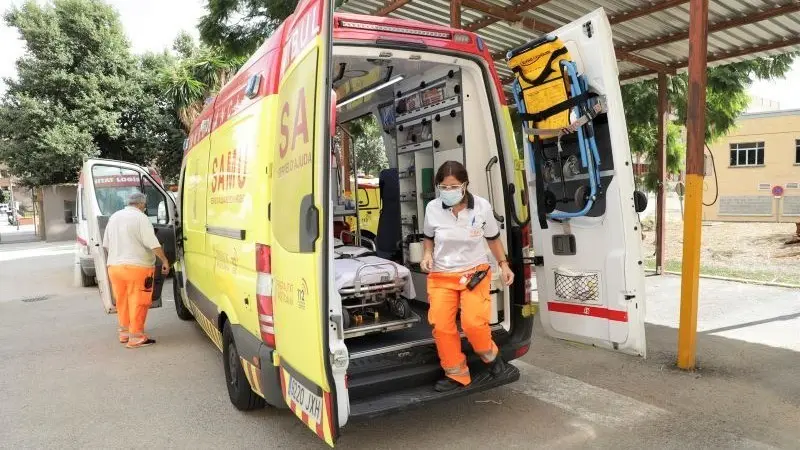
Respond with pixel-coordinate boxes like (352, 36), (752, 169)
(103, 206), (161, 267)
(423, 193), (501, 273)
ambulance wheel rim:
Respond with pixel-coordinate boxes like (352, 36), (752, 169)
(227, 342), (240, 389)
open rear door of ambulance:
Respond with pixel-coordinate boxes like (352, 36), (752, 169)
(269, 0), (346, 446)
(81, 158), (177, 314)
(510, 9), (647, 357)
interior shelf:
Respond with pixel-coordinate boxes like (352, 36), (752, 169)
(398, 140), (433, 154)
(396, 96), (460, 124)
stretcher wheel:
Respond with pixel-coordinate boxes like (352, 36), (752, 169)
(543, 190), (558, 213)
(342, 310), (352, 329)
(574, 185), (591, 209)
(390, 297), (411, 319)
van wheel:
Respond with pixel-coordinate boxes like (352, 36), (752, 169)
(222, 322), (265, 411)
(80, 269), (96, 287)
(173, 278), (194, 321)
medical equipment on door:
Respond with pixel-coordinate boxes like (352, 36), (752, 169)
(507, 36), (607, 229)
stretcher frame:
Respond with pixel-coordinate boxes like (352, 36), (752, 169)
(336, 231), (421, 339)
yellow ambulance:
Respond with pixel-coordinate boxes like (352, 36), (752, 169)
(81, 0), (650, 445)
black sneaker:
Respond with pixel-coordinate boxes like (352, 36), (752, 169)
(488, 357), (507, 377)
(434, 377), (464, 392)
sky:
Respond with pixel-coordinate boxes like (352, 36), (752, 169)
(0, 0), (206, 92)
(0, 0), (799, 110)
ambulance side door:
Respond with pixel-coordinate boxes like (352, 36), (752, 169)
(269, 0), (345, 446)
(82, 159), (177, 313)
(517, 9), (647, 357)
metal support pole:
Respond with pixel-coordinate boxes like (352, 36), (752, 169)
(655, 72), (669, 274)
(677, 0), (709, 371)
(337, 125), (361, 247)
(450, 0), (462, 28)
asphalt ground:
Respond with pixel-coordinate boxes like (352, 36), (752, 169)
(1, 241), (799, 449)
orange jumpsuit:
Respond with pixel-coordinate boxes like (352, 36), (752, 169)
(428, 264), (498, 386)
(108, 265), (155, 340)
(424, 192), (503, 386)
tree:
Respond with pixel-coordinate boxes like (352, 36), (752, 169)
(346, 115), (388, 176)
(198, 0), (345, 58)
(621, 54), (795, 191)
(159, 35), (245, 131)
(199, 0), (290, 58)
(0, 0), (185, 186)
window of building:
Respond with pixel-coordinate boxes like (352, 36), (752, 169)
(758, 183), (771, 191)
(729, 142), (765, 167)
(795, 139), (799, 164)
(787, 182), (799, 189)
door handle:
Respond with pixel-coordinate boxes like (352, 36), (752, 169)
(485, 156), (505, 224)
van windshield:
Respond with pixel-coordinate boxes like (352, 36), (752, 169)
(90, 165), (142, 216)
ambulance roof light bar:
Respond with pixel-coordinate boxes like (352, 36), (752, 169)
(336, 75), (404, 109)
(339, 20), (451, 39)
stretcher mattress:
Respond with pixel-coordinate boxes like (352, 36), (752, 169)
(334, 255), (416, 300)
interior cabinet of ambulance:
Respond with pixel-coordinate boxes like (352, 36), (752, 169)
(380, 67), (503, 324)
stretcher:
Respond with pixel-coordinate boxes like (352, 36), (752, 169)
(334, 232), (420, 338)
(507, 35), (607, 228)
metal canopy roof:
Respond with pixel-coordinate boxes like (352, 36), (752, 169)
(336, 0), (800, 85)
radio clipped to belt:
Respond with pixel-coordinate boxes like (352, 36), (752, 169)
(507, 36), (607, 229)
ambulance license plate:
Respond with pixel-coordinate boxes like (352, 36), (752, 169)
(286, 373), (323, 423)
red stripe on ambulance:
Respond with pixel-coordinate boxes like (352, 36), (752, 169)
(547, 301), (628, 322)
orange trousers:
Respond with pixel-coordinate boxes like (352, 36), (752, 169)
(427, 264), (498, 386)
(108, 265), (155, 336)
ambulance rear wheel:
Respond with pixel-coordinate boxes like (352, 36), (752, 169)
(173, 277), (194, 321)
(223, 321), (265, 411)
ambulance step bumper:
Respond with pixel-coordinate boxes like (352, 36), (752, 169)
(348, 363), (520, 420)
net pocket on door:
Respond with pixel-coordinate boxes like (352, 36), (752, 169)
(554, 268), (600, 304)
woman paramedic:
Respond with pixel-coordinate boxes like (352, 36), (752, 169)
(420, 160), (515, 392)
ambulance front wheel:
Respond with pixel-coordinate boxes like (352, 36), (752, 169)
(223, 321), (265, 411)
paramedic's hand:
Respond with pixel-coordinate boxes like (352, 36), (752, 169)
(420, 254), (433, 272)
(161, 262), (170, 275)
(500, 262), (514, 286)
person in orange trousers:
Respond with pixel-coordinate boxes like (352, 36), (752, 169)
(103, 192), (170, 348)
(421, 161), (515, 392)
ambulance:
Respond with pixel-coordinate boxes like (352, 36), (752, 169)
(80, 0), (648, 445)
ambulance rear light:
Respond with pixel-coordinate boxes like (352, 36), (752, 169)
(257, 294), (276, 348)
(339, 19), (451, 39)
(515, 344), (530, 359)
(255, 243), (275, 347)
(453, 33), (471, 44)
(521, 223), (534, 301)
(256, 243), (271, 273)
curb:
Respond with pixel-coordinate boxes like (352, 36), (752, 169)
(645, 269), (800, 289)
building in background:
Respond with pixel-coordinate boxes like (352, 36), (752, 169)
(746, 95), (781, 113)
(703, 108), (800, 223)
(0, 164), (34, 213)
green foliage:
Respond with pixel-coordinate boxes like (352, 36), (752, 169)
(0, 0), (187, 186)
(347, 115), (388, 176)
(197, 0), (346, 57)
(199, 0), (288, 57)
(621, 54), (795, 191)
(159, 34), (245, 131)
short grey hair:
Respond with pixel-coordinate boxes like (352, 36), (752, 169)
(127, 192), (147, 205)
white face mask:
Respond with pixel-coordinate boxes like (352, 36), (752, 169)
(439, 185), (465, 206)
